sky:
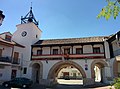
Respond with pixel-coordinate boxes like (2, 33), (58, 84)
(0, 0), (120, 39)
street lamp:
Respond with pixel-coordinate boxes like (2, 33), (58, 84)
(0, 10), (5, 26)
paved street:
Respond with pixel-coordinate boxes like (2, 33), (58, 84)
(0, 79), (114, 89)
(0, 84), (114, 89)
(0, 84), (46, 89)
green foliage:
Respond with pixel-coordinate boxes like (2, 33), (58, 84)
(97, 0), (120, 20)
(110, 78), (120, 89)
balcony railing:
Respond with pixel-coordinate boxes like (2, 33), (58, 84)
(32, 53), (105, 60)
(0, 56), (11, 63)
(114, 49), (120, 56)
(0, 56), (20, 64)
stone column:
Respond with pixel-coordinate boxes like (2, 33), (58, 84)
(104, 39), (110, 59)
(83, 78), (95, 86)
(104, 67), (112, 84)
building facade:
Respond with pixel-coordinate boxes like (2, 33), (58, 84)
(0, 32), (24, 83)
(0, 7), (120, 86)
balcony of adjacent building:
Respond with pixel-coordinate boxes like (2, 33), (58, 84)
(0, 56), (20, 65)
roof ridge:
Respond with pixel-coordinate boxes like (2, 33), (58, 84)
(40, 36), (108, 41)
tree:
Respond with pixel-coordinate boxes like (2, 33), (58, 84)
(97, 0), (120, 20)
(110, 78), (120, 89)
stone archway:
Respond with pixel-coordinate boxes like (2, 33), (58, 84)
(47, 60), (86, 83)
(91, 60), (108, 83)
(29, 61), (43, 83)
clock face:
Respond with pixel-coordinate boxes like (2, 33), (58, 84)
(21, 31), (27, 37)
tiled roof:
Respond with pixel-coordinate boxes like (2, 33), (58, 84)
(0, 37), (14, 45)
(34, 36), (108, 46)
(0, 31), (12, 36)
(0, 37), (25, 48)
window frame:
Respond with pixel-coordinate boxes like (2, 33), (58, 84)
(53, 49), (58, 55)
(93, 47), (100, 53)
(76, 48), (83, 54)
(64, 48), (70, 54)
(37, 49), (42, 55)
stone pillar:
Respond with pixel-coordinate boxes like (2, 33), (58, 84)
(104, 67), (113, 84)
(83, 78), (95, 86)
(104, 39), (110, 59)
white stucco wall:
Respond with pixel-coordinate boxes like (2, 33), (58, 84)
(83, 45), (92, 53)
(0, 66), (11, 81)
(42, 47), (50, 54)
(0, 45), (12, 57)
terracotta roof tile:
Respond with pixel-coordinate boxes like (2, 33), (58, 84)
(0, 37), (25, 48)
(34, 36), (107, 46)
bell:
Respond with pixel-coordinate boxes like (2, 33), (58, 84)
(28, 18), (33, 22)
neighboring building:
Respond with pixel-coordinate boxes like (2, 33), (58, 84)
(107, 31), (120, 78)
(0, 32), (24, 83)
(0, 7), (120, 86)
(57, 66), (82, 79)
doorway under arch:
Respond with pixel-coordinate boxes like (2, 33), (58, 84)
(47, 61), (86, 85)
(30, 61), (43, 83)
(91, 60), (108, 83)
(32, 63), (40, 83)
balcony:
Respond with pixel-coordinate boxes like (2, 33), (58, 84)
(0, 56), (11, 63)
(32, 53), (105, 60)
(0, 56), (20, 64)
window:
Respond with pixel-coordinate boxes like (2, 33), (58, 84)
(93, 47), (100, 53)
(13, 52), (19, 64)
(64, 48), (70, 54)
(53, 49), (58, 55)
(37, 50), (42, 55)
(23, 67), (27, 74)
(76, 48), (83, 54)
(5, 35), (11, 41)
(36, 35), (38, 38)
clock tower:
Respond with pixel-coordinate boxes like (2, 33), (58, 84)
(12, 6), (42, 46)
(12, 6), (42, 78)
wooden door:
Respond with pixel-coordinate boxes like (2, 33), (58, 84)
(13, 52), (19, 63)
(0, 49), (2, 57)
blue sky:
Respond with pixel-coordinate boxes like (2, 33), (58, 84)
(0, 0), (120, 39)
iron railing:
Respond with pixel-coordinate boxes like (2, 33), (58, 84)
(0, 56), (20, 64)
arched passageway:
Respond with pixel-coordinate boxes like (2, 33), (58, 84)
(91, 60), (108, 83)
(47, 61), (86, 85)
